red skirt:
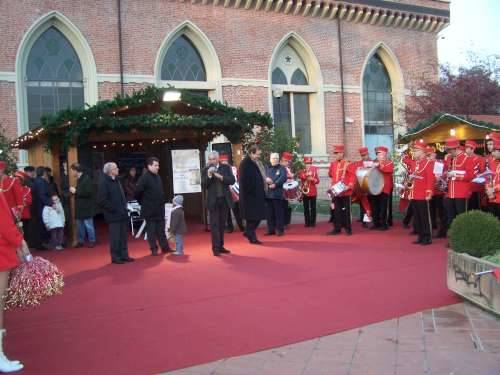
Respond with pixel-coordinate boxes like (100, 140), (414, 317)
(0, 241), (20, 271)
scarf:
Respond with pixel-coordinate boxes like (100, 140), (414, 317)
(254, 159), (268, 192)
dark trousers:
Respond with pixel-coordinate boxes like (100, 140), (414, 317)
(371, 193), (390, 228)
(332, 196), (351, 232)
(245, 219), (261, 242)
(430, 195), (447, 236)
(413, 200), (432, 242)
(22, 219), (34, 248)
(283, 200), (292, 226)
(209, 197), (228, 252)
(109, 220), (129, 261)
(226, 201), (244, 231)
(49, 227), (64, 248)
(303, 196), (317, 226)
(266, 199), (285, 234)
(445, 198), (467, 230)
(403, 201), (413, 227)
(145, 218), (170, 253)
(488, 203), (500, 219)
(468, 192), (481, 211)
(388, 190), (393, 226)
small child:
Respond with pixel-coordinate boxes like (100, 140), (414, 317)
(170, 195), (187, 255)
(42, 195), (65, 250)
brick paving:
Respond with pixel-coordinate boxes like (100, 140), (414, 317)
(164, 302), (500, 375)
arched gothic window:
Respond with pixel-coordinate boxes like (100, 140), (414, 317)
(271, 45), (311, 154)
(363, 54), (393, 149)
(161, 35), (206, 82)
(26, 27), (84, 129)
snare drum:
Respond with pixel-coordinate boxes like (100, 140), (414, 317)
(331, 181), (347, 196)
(355, 167), (384, 195)
(283, 180), (301, 201)
(230, 182), (240, 202)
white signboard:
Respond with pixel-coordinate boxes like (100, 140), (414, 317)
(171, 149), (201, 194)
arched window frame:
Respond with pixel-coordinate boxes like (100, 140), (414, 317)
(269, 33), (325, 156)
(155, 21), (222, 100)
(15, 11), (98, 137)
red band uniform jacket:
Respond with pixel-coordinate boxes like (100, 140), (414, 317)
(298, 166), (320, 197)
(328, 160), (355, 197)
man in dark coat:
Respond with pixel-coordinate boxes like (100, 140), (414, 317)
(239, 144), (266, 244)
(97, 162), (134, 264)
(201, 151), (235, 256)
(265, 153), (287, 236)
(70, 163), (96, 247)
(31, 166), (52, 249)
(135, 157), (172, 256)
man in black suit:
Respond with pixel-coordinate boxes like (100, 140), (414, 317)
(135, 157), (172, 256)
(97, 162), (134, 264)
(201, 151), (235, 256)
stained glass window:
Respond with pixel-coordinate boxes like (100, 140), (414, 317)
(272, 68), (287, 85)
(293, 93), (311, 153)
(290, 69), (308, 85)
(363, 54), (393, 135)
(161, 35), (206, 81)
(26, 27), (84, 129)
(272, 93), (292, 138)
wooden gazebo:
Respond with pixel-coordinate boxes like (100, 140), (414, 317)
(13, 86), (271, 244)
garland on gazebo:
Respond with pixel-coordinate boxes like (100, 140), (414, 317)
(14, 86), (272, 150)
(406, 112), (500, 136)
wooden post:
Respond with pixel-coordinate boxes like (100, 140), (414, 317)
(67, 146), (78, 246)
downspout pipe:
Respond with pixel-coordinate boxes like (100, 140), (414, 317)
(117, 0), (125, 96)
(337, 17), (346, 144)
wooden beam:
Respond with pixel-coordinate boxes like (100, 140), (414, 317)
(320, 4), (330, 18)
(311, 3), (321, 17)
(354, 8), (364, 23)
(414, 17), (424, 30)
(338, 5), (347, 19)
(274, 0), (283, 12)
(393, 14), (403, 28)
(264, 0), (273, 11)
(362, 10), (371, 23)
(385, 13), (395, 26)
(400, 14), (410, 28)
(328, 5), (338, 19)
(428, 19), (438, 32)
(284, 0), (293, 13)
(377, 11), (387, 25)
(370, 11), (379, 25)
(407, 15), (417, 29)
(302, 1), (311, 16)
(422, 18), (432, 32)
(346, 7), (356, 22)
(293, 0), (302, 15)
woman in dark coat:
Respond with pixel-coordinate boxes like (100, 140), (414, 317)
(122, 167), (138, 201)
(238, 144), (266, 244)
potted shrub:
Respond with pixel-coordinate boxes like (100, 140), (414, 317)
(447, 210), (500, 315)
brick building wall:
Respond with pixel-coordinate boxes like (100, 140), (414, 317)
(0, 0), (449, 188)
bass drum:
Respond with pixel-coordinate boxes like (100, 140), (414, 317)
(355, 167), (384, 195)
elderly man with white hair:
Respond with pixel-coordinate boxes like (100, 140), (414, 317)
(201, 150), (235, 256)
(264, 152), (287, 236)
(97, 162), (134, 264)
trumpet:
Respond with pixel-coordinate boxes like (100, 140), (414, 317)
(299, 168), (316, 196)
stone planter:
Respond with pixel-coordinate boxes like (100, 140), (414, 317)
(447, 250), (500, 316)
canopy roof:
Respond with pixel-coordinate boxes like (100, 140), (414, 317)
(12, 86), (272, 150)
(399, 113), (500, 144)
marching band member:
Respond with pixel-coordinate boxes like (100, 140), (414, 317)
(401, 148), (415, 232)
(370, 146), (394, 231)
(486, 139), (500, 219)
(327, 145), (355, 235)
(485, 133), (500, 170)
(407, 140), (435, 245)
(427, 146), (447, 238)
(0, 161), (24, 222)
(265, 153), (288, 236)
(13, 170), (33, 239)
(219, 153), (244, 233)
(280, 151), (294, 227)
(443, 137), (475, 230)
(298, 156), (320, 227)
(352, 147), (372, 227)
(464, 140), (485, 210)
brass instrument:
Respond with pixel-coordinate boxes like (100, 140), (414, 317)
(486, 172), (495, 201)
(299, 168), (316, 196)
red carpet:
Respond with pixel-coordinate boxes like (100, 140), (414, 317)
(6, 221), (459, 374)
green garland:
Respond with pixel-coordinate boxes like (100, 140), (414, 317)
(36, 86), (272, 150)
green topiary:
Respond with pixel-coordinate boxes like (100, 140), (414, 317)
(449, 210), (500, 257)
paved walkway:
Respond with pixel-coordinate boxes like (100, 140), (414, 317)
(164, 302), (500, 375)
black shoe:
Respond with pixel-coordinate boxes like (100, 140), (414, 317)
(152, 251), (159, 256)
(220, 248), (231, 254)
(74, 242), (84, 249)
(243, 232), (249, 238)
(362, 223), (368, 228)
(112, 259), (125, 264)
(122, 257), (135, 262)
(413, 239), (423, 244)
(305, 223), (310, 227)
(345, 229), (352, 235)
(250, 239), (263, 245)
(213, 252), (221, 257)
(327, 230), (341, 235)
(311, 223), (316, 227)
(238, 226), (245, 232)
(370, 225), (378, 230)
(264, 232), (276, 236)
(420, 240), (432, 246)
(377, 226), (389, 231)
(161, 247), (173, 254)
(277, 232), (284, 236)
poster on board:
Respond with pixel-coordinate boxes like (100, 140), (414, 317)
(171, 149), (202, 194)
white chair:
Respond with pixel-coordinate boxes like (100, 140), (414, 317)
(127, 201), (145, 236)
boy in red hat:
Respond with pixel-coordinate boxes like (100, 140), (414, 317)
(464, 140), (485, 210)
(486, 139), (500, 218)
(370, 146), (394, 231)
(327, 145), (355, 235)
(443, 137), (475, 230)
(408, 140), (435, 245)
(298, 156), (320, 227)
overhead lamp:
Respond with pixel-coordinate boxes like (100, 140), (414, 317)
(449, 128), (456, 136)
(162, 89), (181, 102)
